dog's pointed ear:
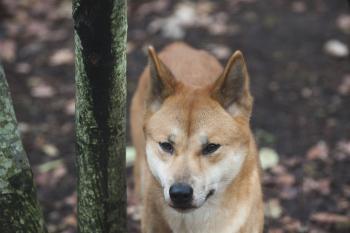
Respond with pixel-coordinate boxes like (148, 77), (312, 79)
(147, 46), (177, 110)
(212, 51), (253, 117)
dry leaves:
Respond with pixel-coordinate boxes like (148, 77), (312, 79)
(311, 212), (350, 224)
(303, 178), (331, 195)
(265, 198), (283, 219)
(307, 141), (329, 161)
(49, 49), (74, 66)
(324, 40), (349, 58)
(337, 14), (350, 34)
(338, 75), (350, 96)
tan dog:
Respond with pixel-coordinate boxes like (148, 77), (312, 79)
(130, 42), (263, 233)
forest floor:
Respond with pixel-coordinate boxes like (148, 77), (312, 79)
(1, 0), (350, 232)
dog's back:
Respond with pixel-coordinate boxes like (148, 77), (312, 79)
(152, 42), (222, 87)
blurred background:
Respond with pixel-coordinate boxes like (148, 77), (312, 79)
(0, 0), (349, 232)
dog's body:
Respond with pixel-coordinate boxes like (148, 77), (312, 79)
(131, 43), (263, 233)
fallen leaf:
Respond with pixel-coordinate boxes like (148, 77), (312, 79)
(291, 1), (307, 13)
(65, 99), (75, 115)
(26, 20), (49, 39)
(337, 14), (350, 34)
(31, 83), (55, 98)
(284, 157), (302, 167)
(52, 164), (67, 180)
(301, 87), (313, 98)
(135, 0), (170, 19)
(207, 44), (232, 59)
(338, 75), (350, 96)
(126, 146), (136, 167)
(35, 161), (67, 188)
(0, 39), (16, 62)
(259, 147), (279, 170)
(49, 48), (74, 66)
(270, 164), (286, 175)
(197, 1), (215, 15)
(265, 198), (283, 219)
(41, 144), (59, 157)
(335, 140), (350, 161)
(303, 178), (330, 195)
(268, 229), (283, 233)
(63, 192), (77, 206)
(148, 3), (196, 39)
(15, 62), (31, 74)
(281, 216), (302, 231)
(324, 40), (349, 58)
(307, 141), (329, 160)
(63, 214), (77, 227)
(46, 224), (58, 233)
(337, 198), (349, 211)
(36, 159), (63, 173)
(127, 42), (136, 54)
(208, 22), (228, 35)
(311, 212), (350, 224)
(174, 3), (196, 26)
(276, 173), (295, 186)
(18, 122), (30, 133)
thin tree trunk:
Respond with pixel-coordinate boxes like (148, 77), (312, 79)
(73, 1), (127, 233)
(0, 64), (46, 232)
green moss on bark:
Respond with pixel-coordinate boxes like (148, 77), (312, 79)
(73, 0), (127, 232)
(0, 65), (46, 232)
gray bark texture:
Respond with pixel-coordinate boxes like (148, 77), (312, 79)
(73, 0), (127, 233)
(0, 64), (46, 233)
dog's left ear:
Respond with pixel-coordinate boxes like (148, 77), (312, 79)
(147, 46), (177, 111)
(212, 51), (252, 117)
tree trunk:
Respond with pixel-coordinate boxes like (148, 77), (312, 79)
(0, 65), (46, 232)
(73, 1), (127, 233)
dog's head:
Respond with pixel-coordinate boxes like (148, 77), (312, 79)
(143, 46), (253, 212)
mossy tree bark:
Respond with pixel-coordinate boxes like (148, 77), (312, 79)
(0, 65), (46, 232)
(73, 1), (127, 233)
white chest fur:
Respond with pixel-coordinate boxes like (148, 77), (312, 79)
(163, 198), (250, 233)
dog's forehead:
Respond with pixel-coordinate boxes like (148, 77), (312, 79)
(149, 94), (237, 143)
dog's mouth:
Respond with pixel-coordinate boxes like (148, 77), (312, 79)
(205, 189), (215, 200)
(169, 203), (196, 213)
(169, 189), (215, 212)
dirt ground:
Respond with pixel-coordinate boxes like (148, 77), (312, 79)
(0, 0), (349, 232)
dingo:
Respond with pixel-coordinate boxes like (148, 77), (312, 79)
(131, 42), (263, 233)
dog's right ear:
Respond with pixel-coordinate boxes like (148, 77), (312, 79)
(147, 46), (177, 110)
(211, 51), (253, 117)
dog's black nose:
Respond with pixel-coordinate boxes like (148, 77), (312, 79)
(169, 183), (193, 207)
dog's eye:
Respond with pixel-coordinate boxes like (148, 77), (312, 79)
(202, 143), (220, 155)
(159, 142), (174, 154)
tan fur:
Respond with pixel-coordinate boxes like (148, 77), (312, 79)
(131, 42), (264, 233)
